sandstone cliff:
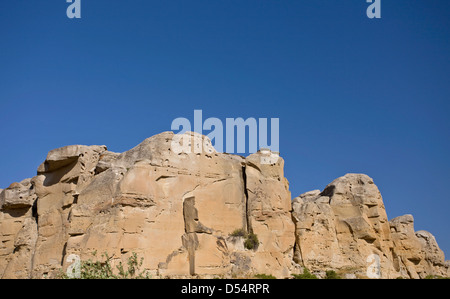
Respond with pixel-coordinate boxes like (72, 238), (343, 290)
(292, 174), (448, 278)
(0, 132), (448, 278)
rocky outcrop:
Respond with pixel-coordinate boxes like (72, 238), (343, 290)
(389, 215), (448, 278)
(1, 132), (294, 278)
(31, 144), (107, 277)
(0, 132), (447, 279)
(292, 174), (397, 278)
(0, 179), (38, 278)
(292, 174), (448, 279)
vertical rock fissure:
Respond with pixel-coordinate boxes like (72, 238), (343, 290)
(182, 197), (198, 276)
(29, 188), (39, 278)
(241, 165), (252, 234)
(291, 213), (303, 266)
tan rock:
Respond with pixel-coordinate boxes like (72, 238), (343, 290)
(37, 145), (107, 173)
(292, 174), (397, 278)
(31, 144), (107, 278)
(389, 215), (423, 278)
(292, 190), (341, 270)
(0, 132), (447, 279)
(61, 132), (294, 278)
(1, 218), (38, 278)
(245, 151), (295, 278)
(416, 230), (447, 275)
(291, 173), (448, 279)
(390, 215), (448, 278)
(0, 179), (36, 210)
(0, 179), (37, 279)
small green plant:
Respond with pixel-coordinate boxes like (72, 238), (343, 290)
(325, 270), (341, 279)
(230, 228), (247, 237)
(78, 252), (115, 279)
(291, 268), (318, 279)
(63, 251), (151, 279)
(116, 252), (151, 279)
(244, 233), (259, 250)
(254, 274), (276, 279)
(229, 229), (259, 250)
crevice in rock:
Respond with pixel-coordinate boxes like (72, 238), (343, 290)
(291, 212), (303, 266)
(241, 165), (252, 234)
(61, 242), (68, 266)
(182, 196), (198, 276)
(2, 207), (29, 218)
(320, 185), (335, 203)
(29, 216), (39, 279)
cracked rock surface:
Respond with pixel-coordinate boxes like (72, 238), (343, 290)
(0, 132), (448, 278)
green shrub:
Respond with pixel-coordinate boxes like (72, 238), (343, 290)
(229, 229), (259, 250)
(254, 274), (276, 279)
(79, 252), (115, 279)
(116, 252), (151, 279)
(325, 270), (341, 279)
(64, 252), (151, 279)
(244, 233), (259, 250)
(292, 268), (318, 279)
(230, 228), (247, 237)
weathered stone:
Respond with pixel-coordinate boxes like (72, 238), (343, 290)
(31, 144), (107, 278)
(416, 230), (446, 271)
(0, 133), (447, 279)
(1, 218), (38, 279)
(293, 174), (397, 278)
(37, 145), (107, 173)
(291, 173), (448, 279)
(390, 215), (448, 278)
(244, 151), (295, 278)
(389, 215), (423, 278)
(0, 178), (37, 279)
(57, 132), (294, 278)
(0, 179), (36, 210)
(95, 151), (120, 174)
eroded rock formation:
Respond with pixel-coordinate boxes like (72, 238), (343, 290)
(0, 132), (448, 278)
(292, 174), (449, 278)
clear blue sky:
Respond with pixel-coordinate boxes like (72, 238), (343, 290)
(1, 1), (449, 256)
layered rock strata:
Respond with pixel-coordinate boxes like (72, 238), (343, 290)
(0, 132), (447, 278)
